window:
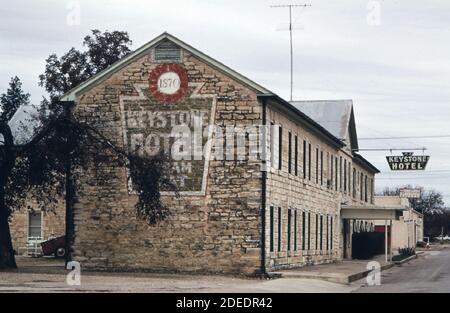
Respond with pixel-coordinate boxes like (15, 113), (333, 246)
(365, 175), (368, 202)
(307, 212), (311, 250)
(344, 160), (347, 193)
(330, 216), (333, 250)
(28, 211), (42, 239)
(347, 161), (352, 195)
(287, 209), (292, 252)
(320, 215), (323, 251)
(270, 206), (274, 252)
(326, 216), (329, 251)
(315, 147), (319, 184)
(270, 122), (275, 169)
(303, 140), (307, 179)
(348, 163), (352, 194)
(353, 168), (357, 198)
(278, 127), (283, 170)
(320, 151), (324, 185)
(294, 135), (298, 176)
(154, 40), (182, 62)
(360, 173), (364, 201)
(371, 178), (375, 204)
(330, 155), (334, 189)
(335, 158), (338, 191)
(288, 132), (292, 174)
(308, 143), (312, 180)
(278, 207), (282, 252)
(339, 156), (343, 191)
(302, 211), (306, 250)
(326, 153), (330, 188)
(294, 209), (298, 251)
(315, 214), (319, 250)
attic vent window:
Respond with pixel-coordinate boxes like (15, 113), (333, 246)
(154, 41), (182, 63)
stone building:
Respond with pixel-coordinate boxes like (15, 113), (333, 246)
(374, 196), (424, 252)
(58, 33), (400, 274)
(10, 201), (65, 256)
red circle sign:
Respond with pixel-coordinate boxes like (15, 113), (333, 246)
(149, 64), (188, 103)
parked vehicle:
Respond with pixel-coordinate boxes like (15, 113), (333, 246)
(40, 236), (66, 258)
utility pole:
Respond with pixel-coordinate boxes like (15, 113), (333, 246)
(271, 3), (311, 101)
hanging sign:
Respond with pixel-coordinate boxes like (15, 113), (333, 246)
(386, 152), (430, 171)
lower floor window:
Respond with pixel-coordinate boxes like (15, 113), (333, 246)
(28, 211), (42, 240)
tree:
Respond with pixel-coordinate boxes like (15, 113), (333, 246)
(0, 30), (173, 269)
(38, 29), (132, 117)
(377, 185), (448, 238)
(0, 76), (30, 268)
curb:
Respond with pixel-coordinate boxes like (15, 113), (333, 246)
(271, 255), (420, 285)
(269, 262), (394, 285)
(347, 262), (394, 284)
(393, 254), (418, 265)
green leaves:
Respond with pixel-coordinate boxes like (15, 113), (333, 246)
(0, 76), (30, 122)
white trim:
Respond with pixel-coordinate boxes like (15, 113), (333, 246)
(27, 210), (43, 242)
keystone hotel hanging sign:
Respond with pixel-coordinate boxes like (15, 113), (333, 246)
(386, 152), (430, 171)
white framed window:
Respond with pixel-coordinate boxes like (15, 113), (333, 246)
(270, 122), (280, 170)
(28, 211), (42, 240)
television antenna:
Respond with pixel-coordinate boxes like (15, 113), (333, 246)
(271, 3), (312, 101)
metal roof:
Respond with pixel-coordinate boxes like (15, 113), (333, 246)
(290, 100), (353, 139)
(290, 100), (359, 151)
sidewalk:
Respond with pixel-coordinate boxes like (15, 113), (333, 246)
(270, 255), (393, 284)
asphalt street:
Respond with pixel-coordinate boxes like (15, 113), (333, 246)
(354, 249), (450, 293)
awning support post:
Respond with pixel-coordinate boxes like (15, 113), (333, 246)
(385, 220), (388, 263)
(389, 220), (393, 262)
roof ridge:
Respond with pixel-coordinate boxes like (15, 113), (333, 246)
(61, 32), (273, 101)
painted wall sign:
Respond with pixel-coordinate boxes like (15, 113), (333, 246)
(120, 79), (216, 195)
(386, 152), (430, 171)
(149, 64), (188, 103)
(399, 188), (422, 199)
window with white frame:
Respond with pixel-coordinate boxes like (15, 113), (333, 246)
(28, 211), (42, 240)
(270, 122), (280, 170)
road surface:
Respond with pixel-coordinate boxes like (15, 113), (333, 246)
(354, 248), (450, 293)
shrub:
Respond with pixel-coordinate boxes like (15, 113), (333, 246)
(398, 247), (416, 257)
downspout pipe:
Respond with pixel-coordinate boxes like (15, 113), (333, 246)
(260, 97), (268, 277)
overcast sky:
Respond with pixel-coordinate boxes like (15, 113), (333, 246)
(1, 0), (450, 205)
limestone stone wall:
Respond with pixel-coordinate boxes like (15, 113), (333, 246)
(264, 105), (376, 270)
(71, 48), (263, 274)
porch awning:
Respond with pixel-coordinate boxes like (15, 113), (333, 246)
(341, 204), (405, 220)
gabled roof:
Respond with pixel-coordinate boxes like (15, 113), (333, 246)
(61, 32), (273, 101)
(60, 32), (346, 148)
(290, 100), (359, 151)
(60, 32), (358, 151)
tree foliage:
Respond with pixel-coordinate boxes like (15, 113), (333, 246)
(377, 185), (449, 237)
(0, 30), (173, 269)
(38, 29), (132, 115)
(0, 76), (30, 122)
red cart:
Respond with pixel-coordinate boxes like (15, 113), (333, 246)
(40, 236), (66, 258)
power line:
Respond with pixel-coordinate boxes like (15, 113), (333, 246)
(359, 135), (450, 140)
(271, 3), (311, 101)
(356, 147), (427, 151)
(376, 176), (450, 180)
(379, 169), (450, 173)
